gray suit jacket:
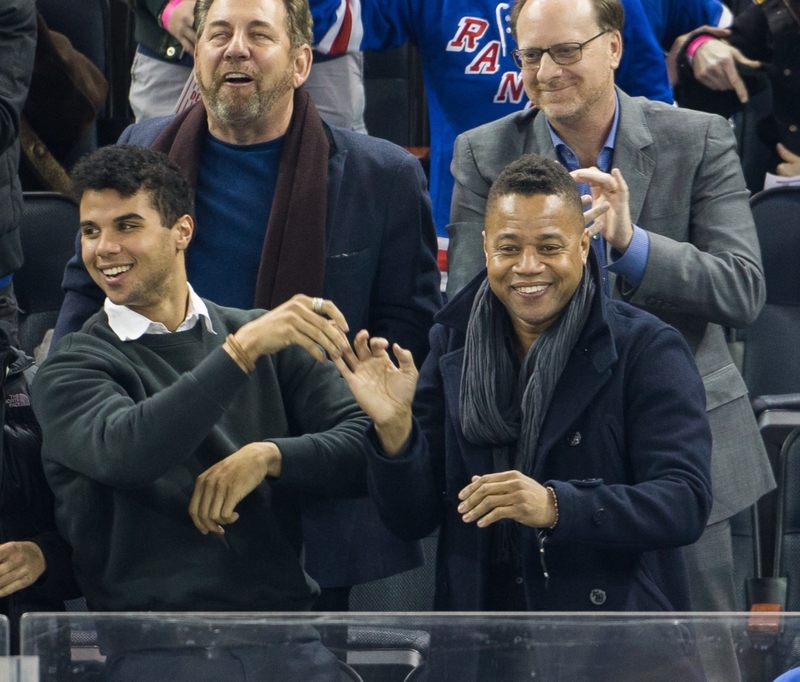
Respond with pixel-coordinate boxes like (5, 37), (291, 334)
(447, 88), (774, 524)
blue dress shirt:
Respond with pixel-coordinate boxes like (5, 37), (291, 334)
(546, 97), (650, 289)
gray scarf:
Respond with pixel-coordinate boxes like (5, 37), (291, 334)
(459, 267), (595, 566)
(459, 267), (596, 478)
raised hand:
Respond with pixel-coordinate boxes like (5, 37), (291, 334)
(226, 294), (350, 371)
(333, 330), (418, 455)
(571, 167), (633, 253)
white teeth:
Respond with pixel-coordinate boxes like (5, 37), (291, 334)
(517, 285), (547, 293)
(103, 265), (132, 276)
(224, 73), (251, 81)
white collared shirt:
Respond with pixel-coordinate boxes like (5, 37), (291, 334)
(104, 283), (216, 341)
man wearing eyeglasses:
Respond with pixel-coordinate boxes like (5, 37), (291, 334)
(446, 0), (773, 629)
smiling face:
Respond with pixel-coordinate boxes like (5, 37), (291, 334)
(193, 0), (311, 142)
(80, 189), (193, 324)
(484, 192), (590, 353)
(516, 0), (620, 126)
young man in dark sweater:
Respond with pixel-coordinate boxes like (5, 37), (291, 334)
(31, 145), (367, 681)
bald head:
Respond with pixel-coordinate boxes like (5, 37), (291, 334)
(510, 0), (624, 41)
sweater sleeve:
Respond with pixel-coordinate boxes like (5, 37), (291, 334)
(32, 338), (251, 488)
(268, 345), (370, 498)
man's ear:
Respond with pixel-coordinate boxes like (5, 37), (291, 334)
(609, 29), (623, 69)
(580, 226), (591, 265)
(292, 44), (313, 88)
(174, 214), (194, 251)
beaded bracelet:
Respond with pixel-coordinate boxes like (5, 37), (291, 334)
(546, 486), (559, 530)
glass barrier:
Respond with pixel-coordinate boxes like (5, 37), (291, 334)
(19, 611), (800, 682)
(0, 615), (7, 656)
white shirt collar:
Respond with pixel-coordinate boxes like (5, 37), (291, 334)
(104, 283), (216, 341)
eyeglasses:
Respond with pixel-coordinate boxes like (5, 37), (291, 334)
(511, 31), (608, 69)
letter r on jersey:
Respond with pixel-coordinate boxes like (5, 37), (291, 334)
(447, 17), (490, 52)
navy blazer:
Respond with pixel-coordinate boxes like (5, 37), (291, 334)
(366, 263), (713, 613)
(53, 113), (442, 587)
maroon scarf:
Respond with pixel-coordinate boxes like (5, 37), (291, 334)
(151, 87), (329, 309)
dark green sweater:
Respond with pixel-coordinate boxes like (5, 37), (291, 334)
(32, 302), (368, 613)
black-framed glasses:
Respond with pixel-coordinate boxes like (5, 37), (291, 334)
(511, 31), (608, 69)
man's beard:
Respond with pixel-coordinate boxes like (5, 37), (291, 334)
(198, 65), (295, 129)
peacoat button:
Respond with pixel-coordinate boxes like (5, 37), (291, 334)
(515, 576), (524, 585)
(785, 69), (792, 77)
(569, 432), (582, 446)
(590, 589), (606, 606)
(592, 508), (606, 525)
(166, 46), (177, 57)
(790, 125), (799, 133)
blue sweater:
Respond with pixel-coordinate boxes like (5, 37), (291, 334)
(191, 135), (283, 308)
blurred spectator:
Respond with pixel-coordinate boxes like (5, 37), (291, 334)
(670, 0), (800, 179)
(18, 11), (107, 192)
(124, 0), (196, 121)
(640, 0), (731, 51)
(0, 0), (36, 344)
(0, 5), (79, 656)
(305, 51), (367, 132)
(0, 323), (79, 653)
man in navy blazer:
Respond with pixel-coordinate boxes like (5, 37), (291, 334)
(51, 0), (441, 610)
(335, 155), (712, 679)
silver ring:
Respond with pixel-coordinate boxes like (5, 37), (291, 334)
(312, 297), (324, 315)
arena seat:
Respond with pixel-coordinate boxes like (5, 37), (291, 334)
(15, 192), (79, 357)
